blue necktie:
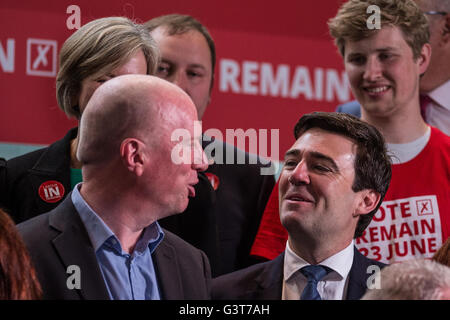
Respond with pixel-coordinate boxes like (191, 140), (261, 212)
(300, 265), (330, 300)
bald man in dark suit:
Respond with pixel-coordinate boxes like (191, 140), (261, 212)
(18, 75), (211, 300)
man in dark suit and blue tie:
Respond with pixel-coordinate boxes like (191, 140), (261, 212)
(213, 112), (391, 300)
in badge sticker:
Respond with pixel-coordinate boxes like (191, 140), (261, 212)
(205, 173), (220, 191)
(38, 180), (65, 203)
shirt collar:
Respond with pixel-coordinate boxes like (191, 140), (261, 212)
(284, 240), (354, 281)
(284, 242), (309, 281)
(428, 79), (450, 111)
(72, 183), (114, 252)
(71, 183), (164, 254)
(134, 222), (164, 255)
(319, 241), (354, 280)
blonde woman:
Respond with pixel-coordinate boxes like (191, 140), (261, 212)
(1, 17), (159, 223)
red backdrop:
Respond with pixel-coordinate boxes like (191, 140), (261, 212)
(0, 0), (351, 160)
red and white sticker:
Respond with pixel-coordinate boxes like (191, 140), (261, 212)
(356, 195), (442, 263)
(38, 180), (65, 203)
(205, 173), (220, 191)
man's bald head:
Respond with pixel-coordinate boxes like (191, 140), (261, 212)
(77, 74), (197, 165)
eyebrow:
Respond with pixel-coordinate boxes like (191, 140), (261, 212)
(160, 58), (207, 70)
(309, 151), (339, 171)
(347, 47), (398, 57)
(375, 47), (397, 52)
(284, 149), (300, 159)
(284, 149), (339, 171)
(187, 63), (207, 70)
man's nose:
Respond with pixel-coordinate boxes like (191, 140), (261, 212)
(289, 160), (310, 185)
(363, 56), (382, 82)
(192, 145), (208, 172)
(172, 71), (190, 95)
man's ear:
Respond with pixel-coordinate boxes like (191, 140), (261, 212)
(418, 43), (432, 75)
(442, 14), (450, 43)
(354, 189), (381, 216)
(120, 138), (145, 176)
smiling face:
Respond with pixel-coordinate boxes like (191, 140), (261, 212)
(150, 27), (213, 119)
(344, 26), (430, 118)
(279, 128), (368, 245)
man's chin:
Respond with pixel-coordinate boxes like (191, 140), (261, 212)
(280, 212), (311, 235)
(360, 100), (398, 117)
(178, 200), (189, 214)
(162, 200), (189, 219)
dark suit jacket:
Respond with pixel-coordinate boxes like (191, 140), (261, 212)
(1, 129), (274, 277)
(0, 128), (76, 223)
(158, 138), (275, 276)
(203, 138), (275, 274)
(17, 195), (211, 300)
(336, 100), (362, 118)
(212, 247), (386, 300)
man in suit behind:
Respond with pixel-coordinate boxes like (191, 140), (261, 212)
(213, 112), (391, 300)
(18, 75), (211, 300)
(336, 100), (361, 118)
(144, 14), (275, 276)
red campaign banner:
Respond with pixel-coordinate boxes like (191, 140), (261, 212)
(356, 196), (442, 263)
(0, 0), (349, 161)
(205, 29), (351, 160)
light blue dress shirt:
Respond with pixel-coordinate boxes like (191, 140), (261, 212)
(72, 184), (164, 300)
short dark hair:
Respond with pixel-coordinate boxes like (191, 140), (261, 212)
(294, 112), (392, 238)
(144, 14), (216, 89)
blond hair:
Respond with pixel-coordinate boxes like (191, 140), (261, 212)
(56, 17), (159, 119)
(328, 0), (429, 59)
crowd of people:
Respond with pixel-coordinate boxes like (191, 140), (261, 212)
(0, 0), (449, 300)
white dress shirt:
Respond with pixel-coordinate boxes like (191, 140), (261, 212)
(282, 240), (354, 300)
(424, 79), (450, 136)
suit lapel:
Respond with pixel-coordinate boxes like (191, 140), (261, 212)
(346, 247), (372, 300)
(153, 240), (184, 299)
(27, 128), (76, 215)
(246, 253), (284, 299)
(49, 196), (110, 300)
